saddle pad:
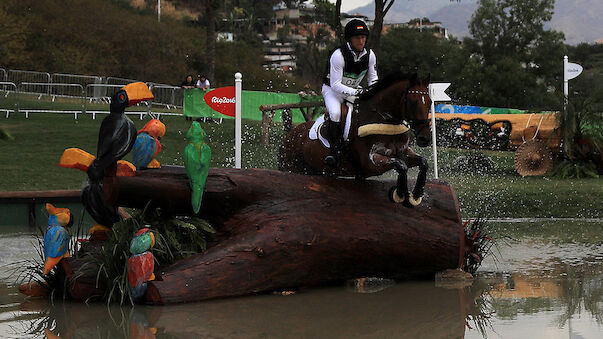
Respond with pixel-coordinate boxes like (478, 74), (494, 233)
(309, 103), (354, 149)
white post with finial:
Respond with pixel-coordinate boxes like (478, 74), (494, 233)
(235, 72), (242, 169)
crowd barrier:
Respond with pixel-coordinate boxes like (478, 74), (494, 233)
(0, 68), (184, 109)
(7, 70), (51, 86)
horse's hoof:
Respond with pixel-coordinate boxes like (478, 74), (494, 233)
(408, 193), (423, 206)
(388, 187), (405, 204)
(324, 155), (338, 167)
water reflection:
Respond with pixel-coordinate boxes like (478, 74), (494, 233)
(1, 222), (602, 338)
(7, 283), (479, 338)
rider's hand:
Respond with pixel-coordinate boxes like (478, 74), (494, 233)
(355, 88), (364, 96)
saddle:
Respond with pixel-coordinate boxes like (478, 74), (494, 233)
(309, 102), (354, 148)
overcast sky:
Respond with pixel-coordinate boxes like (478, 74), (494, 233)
(330, 0), (372, 12)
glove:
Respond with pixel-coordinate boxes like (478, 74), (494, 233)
(355, 88), (365, 96)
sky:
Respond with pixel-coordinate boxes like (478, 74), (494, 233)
(330, 0), (372, 12)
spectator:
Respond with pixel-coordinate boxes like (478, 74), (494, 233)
(181, 75), (196, 89)
(196, 75), (210, 91)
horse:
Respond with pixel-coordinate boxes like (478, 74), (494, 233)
(278, 72), (432, 207)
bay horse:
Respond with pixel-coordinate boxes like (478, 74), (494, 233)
(278, 72), (432, 207)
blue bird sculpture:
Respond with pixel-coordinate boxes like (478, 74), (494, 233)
(43, 203), (73, 275)
(132, 119), (166, 169)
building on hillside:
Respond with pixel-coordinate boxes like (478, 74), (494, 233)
(263, 42), (296, 71)
(341, 13), (373, 28)
(263, 2), (334, 72)
(383, 18), (448, 39)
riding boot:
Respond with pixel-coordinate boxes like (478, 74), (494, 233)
(324, 121), (343, 167)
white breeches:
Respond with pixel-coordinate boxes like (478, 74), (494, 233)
(321, 84), (348, 123)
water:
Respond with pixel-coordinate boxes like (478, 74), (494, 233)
(1, 222), (601, 339)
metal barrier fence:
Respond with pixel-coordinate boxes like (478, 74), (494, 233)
(0, 68), (184, 111)
(150, 84), (184, 108)
(106, 76), (138, 86)
(19, 82), (85, 97)
(0, 82), (19, 116)
(0, 81), (17, 92)
(52, 73), (102, 87)
(7, 70), (51, 86)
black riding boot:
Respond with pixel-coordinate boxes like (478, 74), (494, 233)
(324, 121), (343, 167)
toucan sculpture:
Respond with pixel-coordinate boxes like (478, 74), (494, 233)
(132, 119), (166, 169)
(43, 203), (73, 275)
(82, 82), (154, 227)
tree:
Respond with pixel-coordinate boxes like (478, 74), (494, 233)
(379, 27), (462, 80)
(454, 0), (566, 109)
(369, 0), (396, 56)
(0, 2), (32, 68)
(313, 0), (341, 40)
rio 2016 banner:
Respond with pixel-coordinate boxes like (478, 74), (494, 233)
(184, 88), (320, 123)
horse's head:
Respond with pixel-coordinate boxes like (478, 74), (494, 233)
(405, 74), (432, 147)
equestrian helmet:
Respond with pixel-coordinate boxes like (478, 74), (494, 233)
(344, 19), (369, 40)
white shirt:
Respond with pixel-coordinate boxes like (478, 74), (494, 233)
(196, 79), (210, 90)
(328, 43), (378, 96)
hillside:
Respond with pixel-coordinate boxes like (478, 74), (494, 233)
(349, 0), (602, 45)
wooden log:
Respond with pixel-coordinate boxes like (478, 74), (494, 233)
(98, 167), (468, 304)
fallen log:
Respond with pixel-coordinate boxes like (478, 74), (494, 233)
(95, 167), (468, 304)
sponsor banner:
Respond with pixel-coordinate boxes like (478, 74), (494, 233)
(184, 89), (322, 122)
(204, 86), (236, 117)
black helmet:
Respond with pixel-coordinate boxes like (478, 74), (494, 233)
(344, 19), (369, 40)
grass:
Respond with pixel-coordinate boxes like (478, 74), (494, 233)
(0, 112), (601, 219)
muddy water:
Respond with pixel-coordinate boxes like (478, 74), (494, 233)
(1, 222), (601, 339)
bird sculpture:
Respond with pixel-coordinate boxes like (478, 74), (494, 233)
(81, 82), (154, 228)
(43, 203), (73, 275)
(127, 228), (156, 301)
(184, 121), (212, 214)
(132, 119), (166, 169)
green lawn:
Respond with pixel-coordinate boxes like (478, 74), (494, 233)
(0, 113), (601, 219)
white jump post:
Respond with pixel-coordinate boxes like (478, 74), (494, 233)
(428, 83), (452, 179)
(563, 55), (583, 114)
(235, 72), (242, 169)
(563, 56), (583, 154)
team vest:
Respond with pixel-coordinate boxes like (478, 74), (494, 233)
(323, 44), (371, 88)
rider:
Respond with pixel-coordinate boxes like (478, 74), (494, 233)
(322, 19), (378, 167)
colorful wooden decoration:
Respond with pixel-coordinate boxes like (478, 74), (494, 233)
(184, 122), (211, 213)
(132, 119), (166, 169)
(127, 228), (156, 301)
(43, 203), (73, 275)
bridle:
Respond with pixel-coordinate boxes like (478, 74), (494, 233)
(404, 88), (431, 131)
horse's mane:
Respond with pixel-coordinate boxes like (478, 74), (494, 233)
(359, 71), (416, 101)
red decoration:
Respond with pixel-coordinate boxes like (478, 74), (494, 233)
(127, 252), (154, 287)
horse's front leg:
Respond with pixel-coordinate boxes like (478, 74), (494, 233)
(369, 144), (413, 207)
(388, 158), (414, 207)
(403, 148), (429, 206)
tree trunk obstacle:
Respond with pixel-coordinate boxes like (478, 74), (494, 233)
(62, 166), (470, 304)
